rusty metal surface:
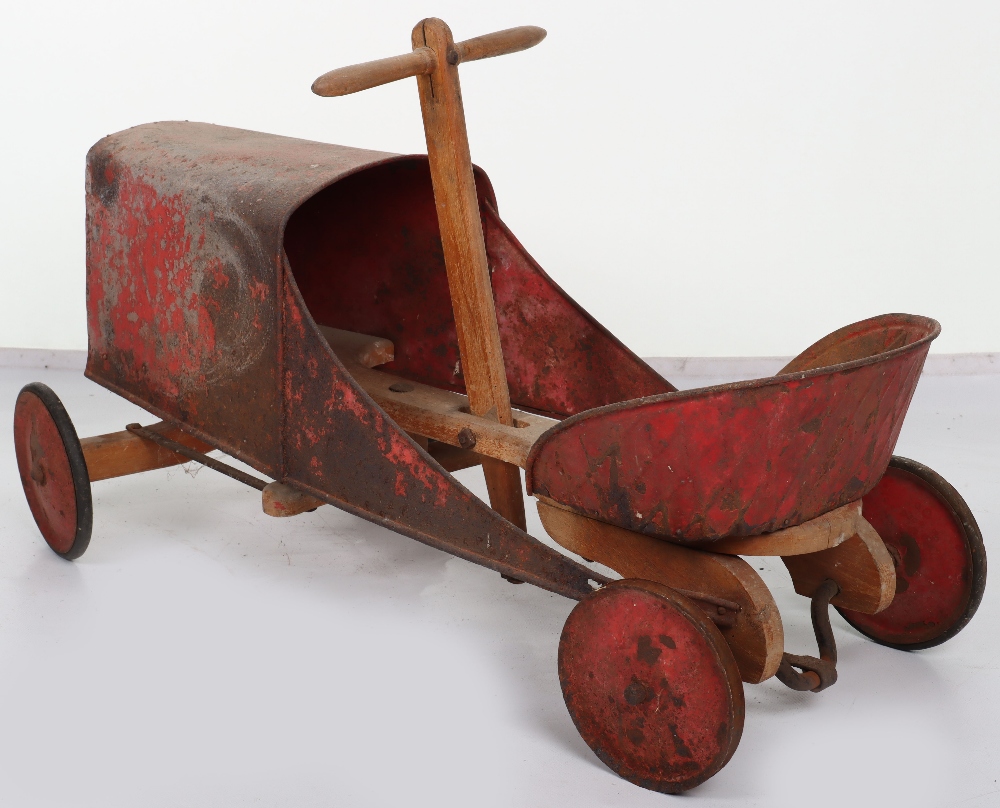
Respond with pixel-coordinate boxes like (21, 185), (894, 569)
(84, 122), (604, 599)
(282, 159), (674, 420)
(840, 456), (987, 649)
(278, 272), (605, 599)
(526, 314), (939, 543)
(86, 122), (401, 474)
(775, 578), (839, 692)
(486, 203), (674, 414)
(559, 579), (744, 793)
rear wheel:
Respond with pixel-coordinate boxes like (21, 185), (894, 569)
(558, 578), (744, 793)
(13, 383), (92, 559)
(839, 457), (986, 650)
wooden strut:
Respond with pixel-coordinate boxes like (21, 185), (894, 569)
(537, 499), (784, 684)
(782, 520), (896, 614)
(705, 500), (869, 556)
(319, 327), (551, 468)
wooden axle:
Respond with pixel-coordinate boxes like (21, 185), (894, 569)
(81, 422), (214, 481)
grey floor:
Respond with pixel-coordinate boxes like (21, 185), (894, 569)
(0, 366), (996, 808)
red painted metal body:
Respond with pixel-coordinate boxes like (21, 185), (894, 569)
(84, 120), (943, 562)
(526, 315), (938, 543)
(283, 160), (672, 419)
(85, 121), (618, 599)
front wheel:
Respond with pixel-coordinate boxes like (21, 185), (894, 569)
(558, 578), (744, 793)
(13, 383), (92, 560)
(838, 456), (986, 650)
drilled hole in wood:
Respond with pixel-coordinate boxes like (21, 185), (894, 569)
(388, 382), (415, 393)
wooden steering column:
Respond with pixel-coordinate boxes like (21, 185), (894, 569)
(312, 19), (547, 530)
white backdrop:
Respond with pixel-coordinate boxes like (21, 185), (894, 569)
(3, 0), (999, 357)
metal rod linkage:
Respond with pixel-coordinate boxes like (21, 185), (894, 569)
(775, 578), (841, 692)
(126, 423), (270, 491)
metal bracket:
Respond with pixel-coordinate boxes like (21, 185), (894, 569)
(775, 578), (840, 692)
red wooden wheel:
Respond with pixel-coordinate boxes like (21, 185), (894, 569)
(558, 579), (744, 793)
(13, 383), (92, 560)
(839, 456), (986, 650)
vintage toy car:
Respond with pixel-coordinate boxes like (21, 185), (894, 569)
(13, 19), (986, 793)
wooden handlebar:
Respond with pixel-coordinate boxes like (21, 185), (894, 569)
(311, 48), (436, 97)
(311, 25), (546, 97)
(454, 25), (546, 64)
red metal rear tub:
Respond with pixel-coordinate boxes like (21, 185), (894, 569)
(527, 313), (940, 543)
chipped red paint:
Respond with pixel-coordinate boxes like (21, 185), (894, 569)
(279, 273), (601, 597)
(88, 165), (217, 400)
(840, 457), (987, 648)
(283, 160), (673, 420)
(84, 121), (600, 600)
(526, 315), (939, 543)
(84, 122), (399, 471)
(559, 579), (744, 793)
(486, 204), (674, 414)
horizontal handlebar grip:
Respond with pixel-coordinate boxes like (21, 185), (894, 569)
(312, 47), (436, 97)
(454, 26), (547, 64)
